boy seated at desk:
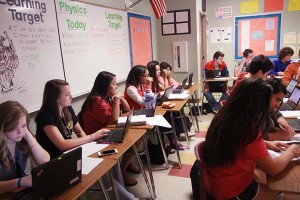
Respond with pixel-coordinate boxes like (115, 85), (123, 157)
(269, 47), (294, 76)
(234, 48), (254, 77)
(282, 49), (300, 86)
(204, 51), (229, 113)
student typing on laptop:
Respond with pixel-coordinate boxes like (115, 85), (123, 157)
(35, 79), (138, 200)
(79, 72), (140, 188)
(0, 101), (50, 195)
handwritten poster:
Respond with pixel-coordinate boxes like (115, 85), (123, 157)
(240, 1), (259, 14)
(284, 32), (297, 45)
(0, 0), (64, 112)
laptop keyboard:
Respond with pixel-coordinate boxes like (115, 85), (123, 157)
(280, 103), (293, 111)
(104, 129), (124, 141)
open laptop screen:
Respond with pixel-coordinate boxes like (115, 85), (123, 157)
(289, 86), (300, 105)
(286, 79), (298, 94)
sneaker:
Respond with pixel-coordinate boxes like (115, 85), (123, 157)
(178, 132), (196, 141)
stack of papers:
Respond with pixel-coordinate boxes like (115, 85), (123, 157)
(117, 115), (147, 127)
(168, 91), (190, 99)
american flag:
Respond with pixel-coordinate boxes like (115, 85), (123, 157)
(150, 0), (167, 19)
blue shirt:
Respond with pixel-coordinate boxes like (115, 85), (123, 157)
(269, 58), (291, 76)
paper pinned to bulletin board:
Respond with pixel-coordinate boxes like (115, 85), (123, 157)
(235, 13), (282, 59)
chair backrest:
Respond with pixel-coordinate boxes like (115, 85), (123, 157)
(194, 141), (207, 200)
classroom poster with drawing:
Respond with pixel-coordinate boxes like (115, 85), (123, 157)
(235, 13), (282, 59)
(0, 0), (64, 112)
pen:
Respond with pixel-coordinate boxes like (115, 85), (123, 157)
(278, 124), (286, 131)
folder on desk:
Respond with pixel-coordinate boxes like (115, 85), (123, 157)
(117, 114), (147, 127)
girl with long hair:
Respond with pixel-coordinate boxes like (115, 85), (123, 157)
(203, 78), (300, 199)
(0, 101), (49, 195)
(35, 79), (138, 200)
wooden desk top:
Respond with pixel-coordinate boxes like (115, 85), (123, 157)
(267, 160), (300, 194)
(187, 82), (200, 95)
(201, 77), (231, 82)
(90, 128), (147, 160)
(158, 98), (188, 112)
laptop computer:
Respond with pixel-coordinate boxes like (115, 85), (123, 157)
(280, 86), (300, 111)
(206, 70), (221, 78)
(172, 77), (188, 94)
(133, 94), (157, 117)
(14, 147), (82, 200)
(97, 110), (133, 143)
(177, 73), (194, 89)
(156, 85), (173, 106)
(286, 118), (300, 132)
(286, 79), (298, 98)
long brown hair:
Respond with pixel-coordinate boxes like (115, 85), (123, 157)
(35, 79), (72, 136)
(0, 101), (30, 170)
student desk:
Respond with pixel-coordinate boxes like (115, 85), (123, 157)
(93, 128), (156, 199)
(267, 160), (300, 194)
(200, 77), (231, 113)
(55, 159), (118, 200)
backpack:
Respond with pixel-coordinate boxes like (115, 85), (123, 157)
(141, 139), (169, 165)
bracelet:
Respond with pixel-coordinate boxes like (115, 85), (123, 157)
(17, 177), (22, 188)
(89, 134), (94, 142)
(30, 142), (38, 151)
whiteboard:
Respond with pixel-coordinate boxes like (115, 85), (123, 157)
(56, 0), (131, 97)
(0, 0), (64, 112)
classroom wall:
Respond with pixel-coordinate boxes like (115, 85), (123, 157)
(28, 0), (159, 132)
(206, 0), (300, 77)
(157, 0), (201, 84)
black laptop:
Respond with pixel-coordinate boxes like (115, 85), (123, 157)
(97, 110), (132, 143)
(286, 79), (298, 98)
(280, 86), (300, 111)
(156, 85), (173, 106)
(133, 94), (157, 117)
(172, 77), (188, 94)
(177, 73), (194, 89)
(14, 147), (82, 200)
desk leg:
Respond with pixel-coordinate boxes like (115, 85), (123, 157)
(200, 81), (205, 115)
(193, 89), (202, 123)
(143, 135), (157, 198)
(180, 108), (190, 149)
(170, 112), (182, 168)
(132, 143), (154, 199)
(98, 178), (111, 200)
(188, 97), (199, 133)
(108, 169), (120, 200)
(155, 126), (169, 169)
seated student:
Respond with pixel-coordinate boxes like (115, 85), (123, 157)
(282, 49), (300, 86)
(202, 78), (300, 200)
(35, 79), (138, 200)
(269, 47), (294, 76)
(147, 61), (164, 92)
(79, 71), (139, 187)
(265, 78), (295, 141)
(158, 62), (179, 90)
(234, 49), (254, 77)
(0, 101), (50, 195)
(204, 51), (229, 113)
(230, 54), (274, 94)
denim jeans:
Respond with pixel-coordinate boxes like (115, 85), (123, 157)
(204, 91), (228, 111)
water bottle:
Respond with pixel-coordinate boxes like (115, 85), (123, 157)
(202, 68), (206, 79)
(144, 89), (152, 109)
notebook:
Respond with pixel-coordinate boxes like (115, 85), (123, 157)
(14, 147), (82, 200)
(172, 77), (188, 94)
(97, 110), (133, 143)
(133, 94), (157, 117)
(280, 86), (300, 111)
(156, 85), (173, 106)
(286, 79), (298, 98)
(286, 118), (300, 132)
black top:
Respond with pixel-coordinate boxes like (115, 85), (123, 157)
(35, 106), (78, 159)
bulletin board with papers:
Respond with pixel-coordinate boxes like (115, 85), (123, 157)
(234, 13), (282, 59)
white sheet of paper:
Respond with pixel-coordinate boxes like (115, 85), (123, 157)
(65, 142), (108, 157)
(280, 111), (300, 118)
(168, 91), (190, 99)
(82, 157), (103, 174)
(146, 115), (171, 128)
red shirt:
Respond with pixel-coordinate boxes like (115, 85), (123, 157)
(229, 72), (248, 95)
(82, 96), (112, 134)
(204, 133), (269, 199)
(205, 60), (227, 70)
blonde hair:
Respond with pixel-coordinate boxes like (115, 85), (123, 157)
(0, 101), (30, 170)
